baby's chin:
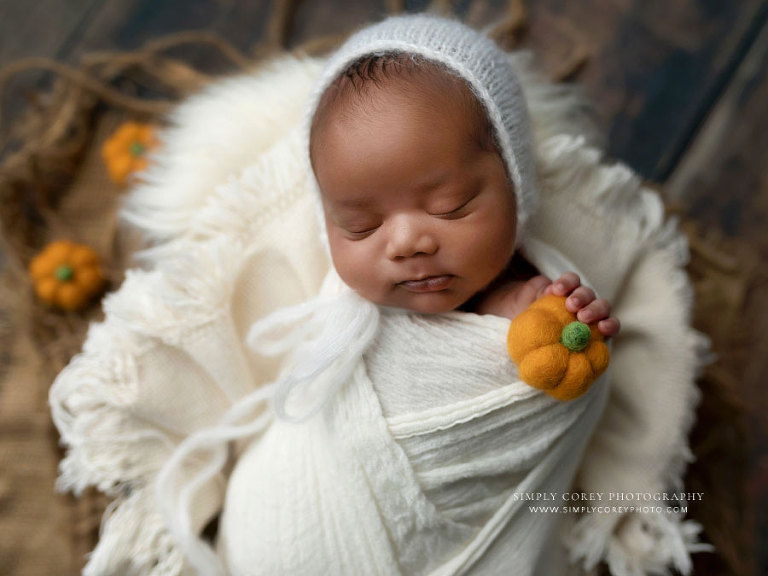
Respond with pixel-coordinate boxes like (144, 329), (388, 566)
(373, 291), (472, 315)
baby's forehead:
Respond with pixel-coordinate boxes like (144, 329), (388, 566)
(326, 56), (475, 114)
(311, 55), (496, 153)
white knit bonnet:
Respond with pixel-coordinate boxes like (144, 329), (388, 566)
(306, 13), (538, 235)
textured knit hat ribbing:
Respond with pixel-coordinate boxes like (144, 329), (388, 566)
(306, 14), (538, 232)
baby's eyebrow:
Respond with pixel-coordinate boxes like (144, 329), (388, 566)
(325, 171), (458, 211)
(330, 197), (376, 210)
(414, 171), (450, 192)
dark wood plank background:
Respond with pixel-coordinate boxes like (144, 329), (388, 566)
(1, 1), (766, 575)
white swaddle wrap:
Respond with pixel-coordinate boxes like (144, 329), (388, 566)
(219, 301), (608, 576)
(49, 30), (709, 576)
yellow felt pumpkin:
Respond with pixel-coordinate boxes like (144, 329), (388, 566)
(29, 240), (106, 311)
(507, 294), (609, 401)
(101, 121), (158, 185)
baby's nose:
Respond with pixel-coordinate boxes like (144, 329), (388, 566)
(386, 217), (438, 260)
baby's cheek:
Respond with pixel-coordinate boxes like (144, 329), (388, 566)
(329, 241), (383, 299)
(331, 246), (361, 285)
(477, 227), (516, 279)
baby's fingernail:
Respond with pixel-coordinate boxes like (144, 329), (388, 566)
(568, 296), (579, 306)
(580, 310), (592, 322)
(555, 282), (565, 293)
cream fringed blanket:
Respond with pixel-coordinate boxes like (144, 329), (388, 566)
(50, 55), (709, 575)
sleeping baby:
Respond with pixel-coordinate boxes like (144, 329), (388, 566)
(212, 15), (621, 575)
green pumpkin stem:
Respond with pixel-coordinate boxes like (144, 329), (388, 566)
(561, 321), (590, 352)
(129, 141), (146, 156)
(55, 264), (75, 282)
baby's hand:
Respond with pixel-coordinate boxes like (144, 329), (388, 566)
(476, 272), (620, 338)
(542, 272), (620, 337)
(474, 275), (551, 321)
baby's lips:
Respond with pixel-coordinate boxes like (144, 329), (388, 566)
(397, 275), (455, 292)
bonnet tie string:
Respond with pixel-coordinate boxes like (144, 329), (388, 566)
(247, 289), (381, 422)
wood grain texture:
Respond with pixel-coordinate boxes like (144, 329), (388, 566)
(58, 0), (272, 67)
(521, 0), (768, 180)
(668, 17), (768, 248)
(0, 0), (100, 63)
(3, 0), (766, 182)
(668, 18), (768, 576)
(287, 0), (391, 47)
(0, 1), (99, 141)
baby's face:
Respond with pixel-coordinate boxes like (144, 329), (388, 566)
(311, 81), (517, 314)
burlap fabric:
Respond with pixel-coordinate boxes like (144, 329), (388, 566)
(0, 2), (756, 575)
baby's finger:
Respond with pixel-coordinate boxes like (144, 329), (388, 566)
(551, 272), (580, 296)
(523, 276), (553, 301)
(597, 317), (621, 337)
(576, 298), (610, 323)
(566, 286), (596, 313)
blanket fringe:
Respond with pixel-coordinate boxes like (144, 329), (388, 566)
(83, 489), (185, 576)
(50, 335), (182, 571)
(50, 322), (173, 497)
(189, 131), (309, 244)
(534, 133), (713, 575)
(103, 237), (245, 345)
(128, 132), (310, 268)
(536, 135), (661, 244)
(566, 510), (713, 576)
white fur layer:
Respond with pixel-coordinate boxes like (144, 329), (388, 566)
(121, 56), (324, 251)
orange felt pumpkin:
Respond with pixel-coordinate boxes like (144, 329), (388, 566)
(101, 122), (158, 186)
(28, 240), (106, 311)
(507, 294), (609, 401)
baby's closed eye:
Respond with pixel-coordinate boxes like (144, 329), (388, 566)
(330, 211), (382, 238)
(341, 223), (380, 238)
(427, 191), (478, 218)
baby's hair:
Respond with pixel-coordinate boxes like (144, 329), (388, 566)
(310, 52), (499, 159)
